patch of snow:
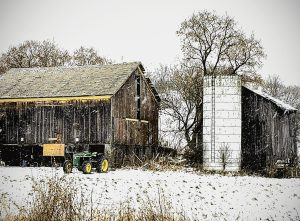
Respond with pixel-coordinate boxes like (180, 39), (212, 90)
(1, 167), (300, 220)
(243, 85), (297, 112)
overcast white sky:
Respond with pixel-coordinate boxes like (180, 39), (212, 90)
(0, 0), (299, 85)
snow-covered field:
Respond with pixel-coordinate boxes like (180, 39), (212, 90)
(0, 167), (300, 220)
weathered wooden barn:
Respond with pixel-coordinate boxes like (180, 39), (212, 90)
(241, 86), (297, 172)
(203, 75), (297, 172)
(0, 62), (160, 166)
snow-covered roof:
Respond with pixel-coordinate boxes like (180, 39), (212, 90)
(0, 62), (142, 99)
(243, 86), (297, 112)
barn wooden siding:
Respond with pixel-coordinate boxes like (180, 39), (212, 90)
(241, 87), (297, 171)
(111, 69), (159, 147)
(0, 69), (159, 149)
(0, 100), (111, 145)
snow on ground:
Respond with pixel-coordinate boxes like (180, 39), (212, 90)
(0, 167), (300, 220)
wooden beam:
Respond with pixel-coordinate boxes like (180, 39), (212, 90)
(0, 95), (112, 103)
(125, 118), (149, 123)
(125, 118), (139, 122)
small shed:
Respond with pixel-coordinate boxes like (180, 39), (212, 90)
(241, 86), (297, 171)
(0, 62), (160, 165)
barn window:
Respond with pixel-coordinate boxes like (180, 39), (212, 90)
(136, 75), (141, 120)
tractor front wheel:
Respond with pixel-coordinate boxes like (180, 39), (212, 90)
(97, 158), (109, 173)
(82, 161), (93, 174)
(63, 160), (73, 173)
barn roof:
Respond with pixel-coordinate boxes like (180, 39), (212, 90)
(0, 62), (142, 99)
(243, 86), (297, 112)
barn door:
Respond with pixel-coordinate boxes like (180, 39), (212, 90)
(0, 111), (6, 143)
(126, 120), (149, 146)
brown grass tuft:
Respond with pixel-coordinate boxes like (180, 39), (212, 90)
(1, 174), (189, 221)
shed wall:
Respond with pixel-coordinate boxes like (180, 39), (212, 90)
(241, 87), (297, 171)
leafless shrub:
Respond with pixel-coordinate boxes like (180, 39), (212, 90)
(218, 143), (232, 171)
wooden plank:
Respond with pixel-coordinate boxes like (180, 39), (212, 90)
(0, 95), (111, 103)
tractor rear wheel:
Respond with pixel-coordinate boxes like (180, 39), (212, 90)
(82, 161), (92, 174)
(63, 160), (73, 173)
(97, 158), (109, 173)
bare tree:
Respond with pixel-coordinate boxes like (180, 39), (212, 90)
(264, 75), (300, 108)
(177, 10), (266, 77)
(150, 11), (266, 165)
(72, 46), (111, 66)
(152, 64), (203, 163)
(37, 40), (71, 67)
(0, 57), (8, 74)
(158, 10), (266, 164)
(0, 41), (113, 75)
(3, 41), (37, 68)
(0, 40), (71, 73)
(264, 75), (285, 97)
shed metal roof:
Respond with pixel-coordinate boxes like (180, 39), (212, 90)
(0, 62), (142, 99)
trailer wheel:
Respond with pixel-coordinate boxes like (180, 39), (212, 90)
(82, 161), (92, 174)
(97, 158), (109, 173)
(63, 160), (73, 173)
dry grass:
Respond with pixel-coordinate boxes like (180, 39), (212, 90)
(1, 176), (85, 221)
(118, 153), (187, 172)
(0, 174), (189, 221)
(141, 155), (186, 172)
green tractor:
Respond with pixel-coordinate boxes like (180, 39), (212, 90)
(63, 151), (109, 174)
